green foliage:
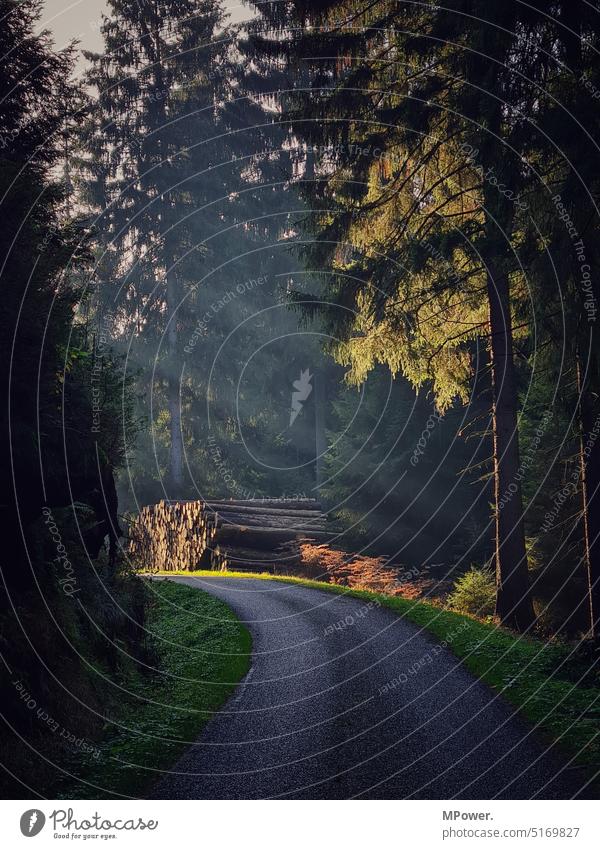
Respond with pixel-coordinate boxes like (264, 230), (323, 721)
(447, 567), (496, 619)
(247, 0), (600, 633)
(0, 1), (145, 797)
(0, 536), (151, 798)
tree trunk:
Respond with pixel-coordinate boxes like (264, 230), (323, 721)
(166, 269), (184, 491)
(576, 350), (600, 637)
(487, 265), (535, 631)
(315, 371), (327, 491)
(583, 405), (600, 638)
(559, 0), (600, 636)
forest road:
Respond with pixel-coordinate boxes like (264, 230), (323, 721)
(150, 576), (589, 800)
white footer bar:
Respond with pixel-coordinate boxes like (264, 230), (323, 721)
(1, 800), (597, 848)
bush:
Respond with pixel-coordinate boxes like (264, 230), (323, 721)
(447, 566), (496, 617)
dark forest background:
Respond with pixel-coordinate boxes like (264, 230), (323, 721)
(1, 0), (599, 796)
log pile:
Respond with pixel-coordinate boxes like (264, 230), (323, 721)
(128, 498), (445, 600)
(128, 500), (219, 572)
(207, 499), (327, 572)
(128, 497), (329, 573)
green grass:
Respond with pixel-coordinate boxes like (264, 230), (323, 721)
(159, 570), (600, 780)
(58, 579), (251, 798)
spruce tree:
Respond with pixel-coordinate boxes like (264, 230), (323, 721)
(242, 1), (593, 630)
(80, 0), (230, 490)
(81, 2), (326, 501)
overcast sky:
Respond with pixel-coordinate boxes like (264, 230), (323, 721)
(41, 1), (252, 75)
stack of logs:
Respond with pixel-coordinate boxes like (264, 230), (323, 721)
(128, 497), (329, 573)
(127, 499), (219, 572)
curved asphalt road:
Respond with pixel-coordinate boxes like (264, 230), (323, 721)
(151, 576), (589, 800)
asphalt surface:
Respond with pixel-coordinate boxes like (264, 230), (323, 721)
(150, 576), (589, 800)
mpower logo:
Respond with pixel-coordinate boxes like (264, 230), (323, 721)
(19, 810), (46, 837)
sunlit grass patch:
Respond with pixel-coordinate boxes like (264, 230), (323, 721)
(59, 579), (251, 798)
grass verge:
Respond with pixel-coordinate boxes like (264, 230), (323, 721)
(59, 578), (251, 798)
(159, 570), (600, 780)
